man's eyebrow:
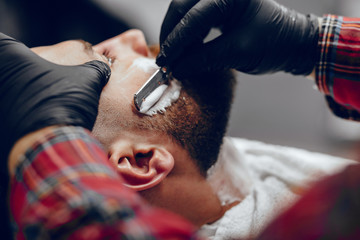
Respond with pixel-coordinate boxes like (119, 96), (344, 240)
(80, 40), (93, 51)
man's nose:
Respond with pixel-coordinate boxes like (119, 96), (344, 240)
(93, 29), (150, 61)
(121, 29), (149, 57)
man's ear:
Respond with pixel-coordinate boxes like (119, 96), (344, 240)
(109, 147), (174, 191)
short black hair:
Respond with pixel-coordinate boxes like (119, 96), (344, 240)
(135, 69), (236, 175)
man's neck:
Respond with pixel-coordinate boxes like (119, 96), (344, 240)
(140, 174), (226, 227)
(176, 175), (227, 227)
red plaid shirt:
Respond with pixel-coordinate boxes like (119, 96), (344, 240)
(10, 126), (200, 239)
(258, 15), (360, 239)
(316, 15), (360, 121)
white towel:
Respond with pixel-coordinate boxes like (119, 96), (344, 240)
(201, 137), (355, 239)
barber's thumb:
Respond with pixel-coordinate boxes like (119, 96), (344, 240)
(81, 60), (112, 88)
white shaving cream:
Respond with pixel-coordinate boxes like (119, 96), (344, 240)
(132, 58), (182, 116)
(131, 57), (158, 73)
(140, 80), (182, 116)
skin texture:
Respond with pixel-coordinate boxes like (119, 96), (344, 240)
(31, 29), (229, 227)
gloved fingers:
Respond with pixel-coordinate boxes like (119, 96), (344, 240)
(0, 32), (20, 46)
(157, 0), (232, 68)
(18, 60), (112, 132)
(160, 0), (200, 44)
(0, 34), (37, 79)
(170, 32), (243, 78)
(81, 60), (112, 89)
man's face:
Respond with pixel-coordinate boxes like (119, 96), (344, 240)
(32, 30), (178, 175)
(32, 30), (158, 118)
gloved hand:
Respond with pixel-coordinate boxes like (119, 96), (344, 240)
(0, 33), (111, 160)
(156, 0), (319, 78)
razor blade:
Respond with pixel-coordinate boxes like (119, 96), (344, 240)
(134, 67), (170, 112)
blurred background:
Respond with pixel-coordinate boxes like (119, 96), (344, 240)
(1, 0), (360, 160)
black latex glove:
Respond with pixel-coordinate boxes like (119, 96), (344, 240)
(0, 33), (111, 160)
(0, 32), (111, 239)
(156, 0), (319, 78)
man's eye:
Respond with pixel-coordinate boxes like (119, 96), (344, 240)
(103, 54), (114, 67)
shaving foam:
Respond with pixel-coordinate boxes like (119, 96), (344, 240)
(131, 58), (158, 73)
(141, 79), (182, 116)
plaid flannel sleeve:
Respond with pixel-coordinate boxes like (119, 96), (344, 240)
(10, 126), (200, 240)
(316, 15), (360, 121)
